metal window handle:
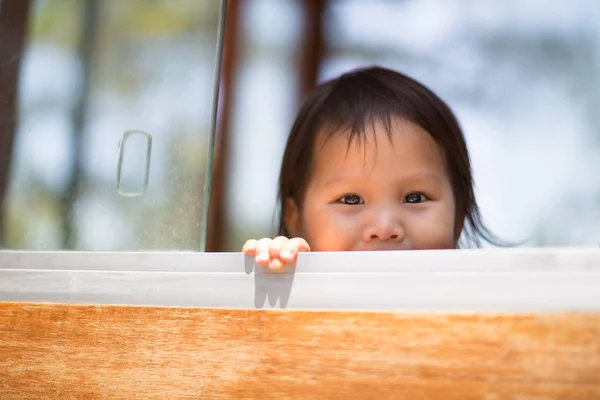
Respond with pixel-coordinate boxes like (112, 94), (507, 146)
(116, 130), (152, 197)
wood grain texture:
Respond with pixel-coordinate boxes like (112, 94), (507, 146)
(1, 302), (599, 399)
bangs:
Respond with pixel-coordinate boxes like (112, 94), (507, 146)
(312, 69), (402, 148)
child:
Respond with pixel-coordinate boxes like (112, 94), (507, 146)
(243, 66), (498, 269)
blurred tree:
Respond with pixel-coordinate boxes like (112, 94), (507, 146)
(0, 0), (31, 247)
(61, 0), (99, 249)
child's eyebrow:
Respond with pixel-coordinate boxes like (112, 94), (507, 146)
(322, 172), (446, 186)
(398, 172), (447, 184)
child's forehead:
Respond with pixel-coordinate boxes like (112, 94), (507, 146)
(314, 118), (440, 157)
(309, 119), (448, 181)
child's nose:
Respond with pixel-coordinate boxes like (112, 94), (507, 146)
(362, 213), (405, 242)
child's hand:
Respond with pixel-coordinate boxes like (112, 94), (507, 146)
(242, 236), (310, 270)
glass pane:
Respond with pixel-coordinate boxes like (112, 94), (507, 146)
(0, 0), (224, 251)
(323, 0), (600, 247)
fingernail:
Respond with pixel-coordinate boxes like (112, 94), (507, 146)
(270, 259), (282, 269)
(257, 253), (268, 262)
(280, 249), (291, 259)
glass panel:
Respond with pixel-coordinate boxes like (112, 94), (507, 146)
(0, 0), (224, 251)
(322, 0), (600, 247)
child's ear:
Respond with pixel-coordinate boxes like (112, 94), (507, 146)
(283, 197), (301, 237)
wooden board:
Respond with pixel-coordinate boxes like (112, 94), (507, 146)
(1, 302), (599, 399)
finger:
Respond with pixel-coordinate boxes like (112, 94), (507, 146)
(268, 236), (289, 261)
(254, 238), (272, 265)
(242, 239), (258, 255)
(279, 237), (310, 263)
(269, 257), (283, 270)
(267, 237), (290, 270)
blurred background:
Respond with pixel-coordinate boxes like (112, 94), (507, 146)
(1, 0), (599, 252)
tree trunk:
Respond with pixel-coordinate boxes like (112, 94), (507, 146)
(0, 0), (31, 248)
(61, 0), (100, 249)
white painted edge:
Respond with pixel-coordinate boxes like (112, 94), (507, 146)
(0, 248), (599, 312)
(0, 246), (599, 272)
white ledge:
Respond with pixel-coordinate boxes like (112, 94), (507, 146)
(0, 247), (599, 312)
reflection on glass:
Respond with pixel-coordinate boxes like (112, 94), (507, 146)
(0, 0), (223, 251)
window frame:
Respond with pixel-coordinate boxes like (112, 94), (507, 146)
(1, 247), (599, 312)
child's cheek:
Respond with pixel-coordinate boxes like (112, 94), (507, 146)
(304, 211), (361, 252)
(405, 208), (455, 249)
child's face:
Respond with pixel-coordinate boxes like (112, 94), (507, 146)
(286, 119), (458, 251)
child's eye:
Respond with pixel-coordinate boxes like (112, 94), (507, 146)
(337, 194), (364, 205)
(404, 192), (428, 204)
